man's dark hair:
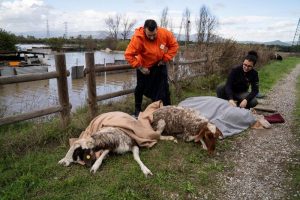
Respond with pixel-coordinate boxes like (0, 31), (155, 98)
(245, 50), (258, 65)
(144, 19), (157, 31)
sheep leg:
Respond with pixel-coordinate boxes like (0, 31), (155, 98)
(58, 143), (80, 166)
(132, 146), (153, 177)
(90, 149), (110, 174)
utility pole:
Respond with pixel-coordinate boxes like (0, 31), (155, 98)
(185, 20), (190, 47)
(46, 19), (50, 38)
(63, 22), (68, 39)
(292, 18), (300, 46)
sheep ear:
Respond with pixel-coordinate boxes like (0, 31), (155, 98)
(194, 128), (206, 142)
(194, 135), (201, 142)
(72, 147), (83, 161)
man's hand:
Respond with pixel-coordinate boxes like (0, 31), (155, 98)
(228, 99), (237, 107)
(239, 99), (248, 108)
(138, 67), (150, 75)
(158, 60), (166, 66)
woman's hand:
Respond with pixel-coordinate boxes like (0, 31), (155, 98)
(239, 99), (248, 108)
(228, 99), (237, 107)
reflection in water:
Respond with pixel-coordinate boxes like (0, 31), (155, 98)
(0, 51), (136, 117)
(0, 71), (136, 116)
(0, 79), (54, 115)
(67, 71), (136, 111)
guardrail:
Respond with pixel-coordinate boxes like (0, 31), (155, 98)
(84, 52), (207, 119)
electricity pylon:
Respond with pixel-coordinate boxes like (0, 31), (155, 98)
(292, 18), (300, 46)
(63, 22), (68, 39)
(46, 19), (50, 38)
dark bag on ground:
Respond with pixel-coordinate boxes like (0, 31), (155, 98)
(264, 113), (285, 123)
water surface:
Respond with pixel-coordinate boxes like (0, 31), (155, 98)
(0, 50), (136, 117)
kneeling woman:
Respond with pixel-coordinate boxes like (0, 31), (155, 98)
(216, 51), (259, 109)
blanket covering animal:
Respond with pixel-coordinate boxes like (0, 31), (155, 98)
(178, 96), (270, 137)
(77, 111), (162, 147)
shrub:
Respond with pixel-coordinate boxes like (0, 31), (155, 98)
(46, 37), (65, 52)
(0, 28), (17, 51)
(116, 40), (130, 51)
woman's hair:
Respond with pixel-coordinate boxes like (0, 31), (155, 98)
(144, 19), (157, 32)
(245, 50), (258, 65)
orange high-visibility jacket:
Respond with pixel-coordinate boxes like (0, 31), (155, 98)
(124, 27), (179, 68)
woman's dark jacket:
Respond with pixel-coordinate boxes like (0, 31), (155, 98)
(225, 65), (259, 101)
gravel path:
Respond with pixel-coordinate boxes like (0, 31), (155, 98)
(216, 64), (300, 200)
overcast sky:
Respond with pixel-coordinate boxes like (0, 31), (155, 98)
(0, 0), (299, 42)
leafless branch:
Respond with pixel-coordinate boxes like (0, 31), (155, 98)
(160, 7), (169, 28)
(121, 16), (136, 40)
(195, 5), (217, 43)
(105, 14), (121, 40)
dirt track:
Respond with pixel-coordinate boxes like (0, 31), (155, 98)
(216, 64), (300, 199)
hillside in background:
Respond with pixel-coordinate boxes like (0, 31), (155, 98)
(15, 30), (293, 46)
(239, 40), (292, 46)
(17, 30), (108, 39)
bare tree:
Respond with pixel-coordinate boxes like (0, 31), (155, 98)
(105, 14), (121, 40)
(183, 8), (191, 46)
(196, 5), (217, 43)
(177, 8), (190, 43)
(196, 6), (207, 43)
(160, 7), (169, 28)
(206, 14), (217, 43)
(121, 16), (136, 40)
(177, 16), (184, 41)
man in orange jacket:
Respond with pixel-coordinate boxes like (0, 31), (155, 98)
(125, 19), (179, 117)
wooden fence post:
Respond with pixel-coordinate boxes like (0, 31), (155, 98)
(174, 54), (181, 98)
(55, 53), (71, 127)
(85, 52), (97, 119)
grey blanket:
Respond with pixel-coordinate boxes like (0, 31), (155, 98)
(178, 96), (256, 137)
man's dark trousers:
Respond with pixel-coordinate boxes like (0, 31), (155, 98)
(135, 64), (170, 115)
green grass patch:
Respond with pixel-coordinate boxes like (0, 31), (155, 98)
(0, 140), (225, 199)
(258, 57), (300, 94)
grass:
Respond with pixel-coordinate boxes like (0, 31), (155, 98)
(1, 57), (300, 199)
(0, 138), (227, 199)
(258, 57), (300, 94)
